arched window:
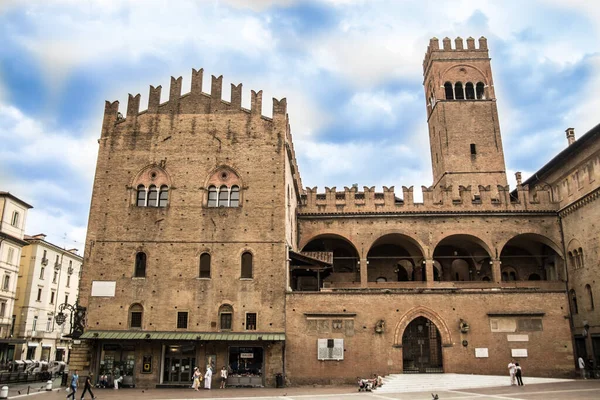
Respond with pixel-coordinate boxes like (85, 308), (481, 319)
(218, 185), (229, 207)
(147, 185), (158, 207)
(199, 253), (211, 279)
(465, 82), (475, 99)
(376, 277), (387, 283)
(241, 252), (253, 279)
(578, 248), (585, 269)
(573, 250), (581, 269)
(208, 186), (218, 207)
(502, 267), (518, 281)
(528, 273), (541, 281)
(158, 185), (169, 207)
(444, 82), (454, 100)
(134, 252), (147, 277)
(219, 304), (233, 330)
(586, 284), (594, 311)
(509, 271), (517, 281)
(129, 304), (143, 329)
(454, 82), (465, 100)
(476, 82), (485, 99)
(230, 186), (240, 207)
(136, 185), (147, 206)
(568, 251), (575, 268)
(570, 289), (579, 314)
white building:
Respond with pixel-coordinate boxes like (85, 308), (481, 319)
(14, 234), (82, 362)
(0, 192), (32, 363)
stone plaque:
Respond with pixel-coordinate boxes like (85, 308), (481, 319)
(507, 334), (529, 342)
(511, 348), (528, 357)
(475, 348), (489, 358)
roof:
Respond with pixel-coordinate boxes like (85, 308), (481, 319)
(23, 235), (83, 259)
(289, 251), (333, 267)
(0, 231), (29, 247)
(522, 122), (600, 187)
(0, 191), (33, 209)
(80, 330), (285, 341)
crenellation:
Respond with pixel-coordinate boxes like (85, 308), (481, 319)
(402, 186), (414, 205)
(169, 76), (183, 103)
(191, 68), (203, 94)
(101, 100), (119, 137)
(251, 90), (263, 114)
(230, 83), (242, 109)
(273, 98), (287, 116)
(148, 85), (162, 112)
(126, 93), (141, 118)
(211, 75), (223, 101)
(466, 36), (475, 49)
(442, 37), (452, 50)
(455, 36), (464, 50)
(478, 36), (488, 50)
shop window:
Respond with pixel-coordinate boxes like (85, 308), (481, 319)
(245, 313), (257, 330)
(177, 312), (188, 329)
(129, 304), (143, 329)
(134, 252), (147, 277)
(219, 305), (233, 331)
(241, 252), (253, 279)
(228, 347), (263, 379)
(199, 253), (211, 278)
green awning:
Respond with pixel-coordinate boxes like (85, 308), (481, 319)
(80, 331), (285, 341)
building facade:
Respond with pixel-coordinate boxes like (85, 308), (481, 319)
(0, 192), (32, 363)
(72, 37), (598, 387)
(13, 234), (82, 362)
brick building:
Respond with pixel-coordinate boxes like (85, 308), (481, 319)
(72, 37), (599, 387)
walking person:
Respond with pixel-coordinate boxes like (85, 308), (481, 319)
(578, 356), (587, 379)
(66, 370), (79, 400)
(80, 374), (97, 399)
(515, 363), (523, 386)
(220, 366), (228, 389)
(507, 360), (516, 385)
(192, 367), (201, 391)
(204, 365), (212, 390)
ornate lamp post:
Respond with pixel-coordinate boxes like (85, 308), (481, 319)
(55, 300), (86, 339)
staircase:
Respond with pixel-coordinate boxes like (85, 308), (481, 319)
(375, 373), (572, 393)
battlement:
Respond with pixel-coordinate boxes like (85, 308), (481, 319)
(299, 182), (559, 214)
(101, 68), (288, 135)
(423, 36), (489, 74)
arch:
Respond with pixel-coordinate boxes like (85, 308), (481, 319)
(365, 232), (427, 260)
(454, 82), (465, 100)
(393, 306), (452, 347)
(299, 233), (359, 256)
(131, 164), (172, 189)
(375, 277), (387, 283)
(128, 303), (143, 329)
(499, 233), (564, 259)
(444, 82), (454, 100)
(441, 64), (488, 84)
(203, 165), (243, 189)
(366, 233), (426, 282)
(433, 234), (493, 282)
(528, 273), (541, 281)
(465, 82), (475, 99)
(241, 251), (253, 279)
(432, 234), (493, 257)
(199, 253), (211, 278)
(134, 252), (147, 277)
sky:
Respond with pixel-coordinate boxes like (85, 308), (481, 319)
(1, 0), (599, 250)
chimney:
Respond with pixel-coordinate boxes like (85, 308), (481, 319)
(515, 172), (522, 186)
(566, 128), (575, 146)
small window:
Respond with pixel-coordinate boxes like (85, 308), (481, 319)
(444, 82), (454, 100)
(136, 185), (146, 206)
(2, 275), (9, 291)
(470, 143), (477, 155)
(53, 271), (58, 283)
(218, 185), (229, 207)
(177, 312), (188, 329)
(134, 252), (147, 277)
(10, 211), (19, 227)
(147, 185), (158, 207)
(586, 284), (594, 311)
(230, 186), (240, 207)
(6, 248), (14, 265)
(66, 275), (71, 287)
(246, 313), (257, 331)
(476, 82), (485, 99)
(454, 82), (465, 100)
(465, 82), (475, 99)
(0, 302), (5, 318)
(199, 253), (211, 279)
(46, 317), (52, 332)
(32, 316), (38, 332)
(208, 186), (218, 207)
(50, 291), (55, 304)
(241, 252), (253, 279)
(64, 294), (69, 304)
(36, 288), (42, 301)
(570, 289), (579, 314)
(219, 304), (233, 330)
(158, 185), (169, 207)
(130, 304), (143, 329)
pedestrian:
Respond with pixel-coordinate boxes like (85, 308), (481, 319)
(66, 370), (79, 400)
(113, 374), (123, 390)
(80, 374), (97, 399)
(220, 366), (228, 389)
(578, 356), (587, 379)
(204, 365), (212, 389)
(192, 367), (201, 391)
(507, 360), (516, 385)
(515, 363), (523, 386)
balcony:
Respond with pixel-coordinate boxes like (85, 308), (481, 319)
(40, 258), (48, 266)
(317, 280), (567, 292)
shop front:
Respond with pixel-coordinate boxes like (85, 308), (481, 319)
(81, 331), (285, 389)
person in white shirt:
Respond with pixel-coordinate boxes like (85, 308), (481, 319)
(578, 356), (587, 379)
(507, 360), (516, 385)
(220, 366), (228, 389)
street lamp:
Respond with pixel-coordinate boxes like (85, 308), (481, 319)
(54, 300), (86, 339)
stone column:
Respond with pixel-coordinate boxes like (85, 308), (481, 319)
(360, 258), (368, 288)
(425, 259), (434, 285)
(492, 259), (502, 284)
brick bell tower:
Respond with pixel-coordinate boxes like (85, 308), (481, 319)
(423, 36), (508, 193)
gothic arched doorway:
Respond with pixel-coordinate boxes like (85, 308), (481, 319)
(402, 317), (443, 373)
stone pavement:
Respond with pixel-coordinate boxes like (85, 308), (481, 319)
(5, 379), (600, 400)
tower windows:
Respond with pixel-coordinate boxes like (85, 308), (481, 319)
(134, 252), (147, 277)
(199, 253), (211, 278)
(586, 284), (594, 311)
(454, 82), (465, 100)
(218, 185), (229, 207)
(147, 185), (158, 207)
(570, 289), (578, 314)
(158, 185), (169, 207)
(476, 82), (485, 99)
(219, 305), (233, 330)
(444, 82), (454, 100)
(129, 304), (143, 329)
(470, 144), (477, 155)
(208, 185), (240, 208)
(465, 82), (475, 99)
(241, 252), (253, 279)
(136, 185), (146, 206)
(136, 185), (169, 207)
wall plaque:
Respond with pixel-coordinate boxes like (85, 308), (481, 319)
(475, 348), (489, 358)
(142, 355), (152, 374)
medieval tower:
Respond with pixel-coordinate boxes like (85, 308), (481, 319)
(423, 37), (508, 192)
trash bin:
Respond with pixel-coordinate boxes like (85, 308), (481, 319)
(275, 373), (283, 388)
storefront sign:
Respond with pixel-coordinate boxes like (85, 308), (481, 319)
(240, 353), (254, 359)
(142, 356), (152, 374)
